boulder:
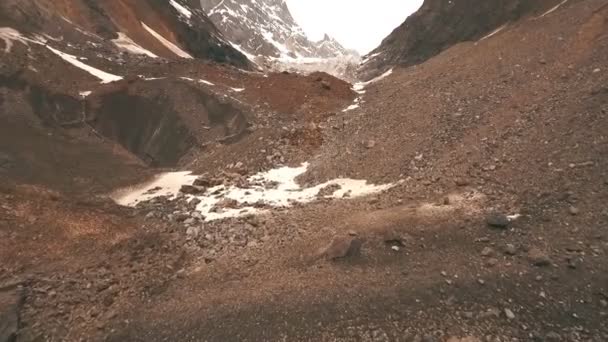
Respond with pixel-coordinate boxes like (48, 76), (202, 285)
(180, 184), (207, 195)
(321, 236), (363, 260)
(528, 248), (552, 267)
(486, 212), (510, 229)
(0, 284), (24, 342)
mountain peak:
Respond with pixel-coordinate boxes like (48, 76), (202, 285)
(199, 0), (353, 60)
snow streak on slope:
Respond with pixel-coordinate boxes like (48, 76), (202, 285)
(538, 0), (569, 18)
(170, 0), (193, 19)
(353, 68), (393, 93)
(112, 33), (158, 58)
(229, 42), (258, 61)
(141, 22), (193, 59)
(46, 46), (123, 83)
(1, 27), (122, 84)
(0, 27), (44, 53)
(479, 24), (508, 41)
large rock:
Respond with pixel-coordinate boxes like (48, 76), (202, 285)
(486, 212), (510, 229)
(528, 248), (552, 267)
(180, 184), (207, 195)
(0, 284), (24, 342)
(321, 236), (363, 260)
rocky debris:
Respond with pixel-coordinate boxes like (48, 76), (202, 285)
(504, 244), (517, 256)
(454, 178), (471, 187)
(1, 0), (607, 339)
(180, 185), (207, 195)
(544, 332), (562, 341)
(484, 258), (499, 268)
(568, 206), (580, 216)
(171, 212), (191, 223)
(481, 247), (495, 257)
(193, 174), (223, 187)
(381, 229), (411, 247)
(186, 226), (202, 238)
(210, 199), (240, 213)
(0, 283), (24, 342)
(317, 184), (342, 198)
(486, 213), (510, 229)
(143, 186), (163, 195)
(447, 337), (481, 342)
(528, 248), (552, 267)
(321, 236), (363, 260)
(566, 257), (580, 269)
(479, 307), (501, 319)
(364, 140), (377, 149)
(503, 308), (516, 320)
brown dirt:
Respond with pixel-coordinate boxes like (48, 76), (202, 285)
(1, 0), (607, 341)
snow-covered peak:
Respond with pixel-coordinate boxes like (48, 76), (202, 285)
(199, 0), (351, 60)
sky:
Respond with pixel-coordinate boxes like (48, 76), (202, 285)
(285, 0), (424, 55)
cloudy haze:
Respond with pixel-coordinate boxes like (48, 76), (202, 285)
(285, 0), (424, 54)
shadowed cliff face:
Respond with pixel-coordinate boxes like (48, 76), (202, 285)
(359, 0), (562, 80)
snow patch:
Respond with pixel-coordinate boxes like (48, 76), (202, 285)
(141, 76), (166, 81)
(112, 32), (157, 58)
(170, 0), (193, 19)
(111, 163), (395, 222)
(79, 91), (92, 98)
(230, 87), (245, 92)
(0, 27), (44, 53)
(342, 104), (360, 112)
(141, 22), (193, 59)
(46, 46), (123, 83)
(180, 77), (215, 86)
(507, 214), (522, 221)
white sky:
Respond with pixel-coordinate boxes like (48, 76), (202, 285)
(285, 0), (424, 55)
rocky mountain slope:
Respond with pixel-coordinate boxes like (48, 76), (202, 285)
(199, 0), (352, 61)
(1, 0), (608, 341)
(359, 0), (564, 80)
(0, 0), (250, 67)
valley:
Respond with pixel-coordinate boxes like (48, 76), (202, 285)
(0, 0), (607, 341)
